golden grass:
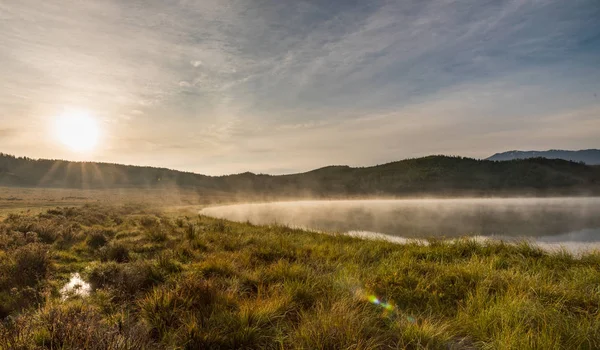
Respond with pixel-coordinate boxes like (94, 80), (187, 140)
(0, 204), (599, 349)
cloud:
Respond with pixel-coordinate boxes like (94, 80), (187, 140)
(0, 0), (599, 174)
(0, 128), (16, 138)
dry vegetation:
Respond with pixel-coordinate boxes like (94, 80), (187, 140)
(0, 186), (237, 211)
(0, 204), (599, 349)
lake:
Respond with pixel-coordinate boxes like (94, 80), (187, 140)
(200, 197), (600, 251)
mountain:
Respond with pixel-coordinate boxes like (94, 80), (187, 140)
(1, 153), (600, 196)
(487, 149), (600, 165)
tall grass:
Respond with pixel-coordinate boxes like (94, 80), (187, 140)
(0, 204), (599, 349)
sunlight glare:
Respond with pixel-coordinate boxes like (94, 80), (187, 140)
(54, 109), (100, 152)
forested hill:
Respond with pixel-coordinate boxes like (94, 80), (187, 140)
(487, 149), (600, 165)
(1, 153), (599, 196)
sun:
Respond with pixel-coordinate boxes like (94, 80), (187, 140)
(54, 109), (100, 152)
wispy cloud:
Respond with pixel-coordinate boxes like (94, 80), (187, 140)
(0, 0), (599, 174)
(0, 128), (16, 138)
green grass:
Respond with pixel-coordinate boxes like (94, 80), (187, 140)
(0, 204), (599, 349)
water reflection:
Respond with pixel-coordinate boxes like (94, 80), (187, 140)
(537, 228), (600, 243)
(201, 198), (600, 243)
(60, 273), (91, 300)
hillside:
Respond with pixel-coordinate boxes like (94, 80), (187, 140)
(1, 153), (600, 196)
(487, 149), (600, 165)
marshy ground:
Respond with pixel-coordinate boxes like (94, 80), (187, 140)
(1, 204), (599, 349)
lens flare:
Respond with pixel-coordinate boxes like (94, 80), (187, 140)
(367, 295), (380, 305)
(364, 292), (415, 323)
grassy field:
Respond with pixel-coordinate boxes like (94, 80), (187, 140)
(0, 186), (242, 210)
(0, 204), (599, 349)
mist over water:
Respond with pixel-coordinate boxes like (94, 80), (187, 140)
(200, 198), (600, 252)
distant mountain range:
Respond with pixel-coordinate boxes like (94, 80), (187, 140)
(487, 149), (600, 165)
(1, 152), (600, 197)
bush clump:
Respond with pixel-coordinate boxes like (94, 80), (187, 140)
(86, 230), (108, 249)
(100, 243), (130, 263)
(0, 301), (156, 349)
(146, 225), (168, 243)
(12, 243), (51, 287)
(139, 277), (220, 341)
(0, 243), (51, 317)
(86, 261), (165, 300)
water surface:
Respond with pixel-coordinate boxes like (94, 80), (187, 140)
(60, 273), (91, 300)
(200, 198), (600, 250)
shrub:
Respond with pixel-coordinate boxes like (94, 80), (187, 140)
(54, 225), (82, 250)
(86, 231), (108, 249)
(0, 301), (157, 349)
(86, 261), (165, 300)
(36, 302), (105, 348)
(12, 243), (51, 287)
(86, 261), (122, 291)
(139, 288), (182, 340)
(33, 223), (61, 244)
(0, 244), (51, 317)
(146, 226), (168, 243)
(140, 215), (159, 227)
(100, 243), (130, 263)
(139, 277), (219, 340)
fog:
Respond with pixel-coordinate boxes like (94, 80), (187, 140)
(200, 197), (600, 252)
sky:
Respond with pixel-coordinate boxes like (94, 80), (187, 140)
(1, 0), (599, 175)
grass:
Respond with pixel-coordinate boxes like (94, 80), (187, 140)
(0, 204), (599, 349)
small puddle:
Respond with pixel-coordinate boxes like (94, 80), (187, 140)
(60, 273), (91, 300)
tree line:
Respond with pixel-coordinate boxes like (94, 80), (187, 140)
(1, 153), (599, 196)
